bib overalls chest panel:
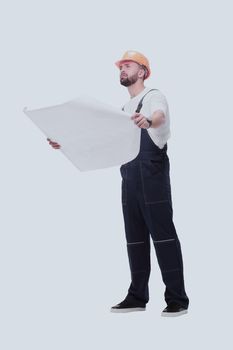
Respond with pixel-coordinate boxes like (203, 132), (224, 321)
(119, 89), (189, 309)
(120, 89), (171, 205)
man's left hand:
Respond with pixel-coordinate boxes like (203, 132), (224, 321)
(130, 113), (150, 129)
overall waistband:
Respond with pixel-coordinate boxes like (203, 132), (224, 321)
(135, 154), (165, 161)
(135, 145), (167, 160)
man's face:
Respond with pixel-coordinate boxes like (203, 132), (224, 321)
(119, 61), (144, 86)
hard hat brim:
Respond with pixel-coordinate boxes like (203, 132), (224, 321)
(115, 59), (135, 68)
(115, 60), (150, 79)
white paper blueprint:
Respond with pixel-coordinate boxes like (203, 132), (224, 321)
(23, 95), (141, 171)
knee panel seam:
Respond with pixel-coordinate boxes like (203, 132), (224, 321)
(153, 238), (175, 243)
(127, 241), (145, 245)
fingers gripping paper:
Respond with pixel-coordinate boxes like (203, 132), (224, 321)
(23, 95), (141, 171)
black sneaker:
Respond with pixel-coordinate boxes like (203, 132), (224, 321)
(110, 298), (146, 313)
(161, 302), (188, 317)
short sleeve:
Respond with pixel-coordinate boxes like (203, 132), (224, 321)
(148, 91), (168, 118)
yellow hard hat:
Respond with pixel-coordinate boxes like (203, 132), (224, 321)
(115, 50), (151, 79)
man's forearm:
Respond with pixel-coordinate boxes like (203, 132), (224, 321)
(150, 110), (166, 128)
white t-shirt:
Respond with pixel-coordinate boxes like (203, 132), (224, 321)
(122, 86), (171, 149)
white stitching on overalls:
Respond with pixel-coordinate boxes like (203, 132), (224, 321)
(153, 238), (175, 243)
(127, 241), (145, 245)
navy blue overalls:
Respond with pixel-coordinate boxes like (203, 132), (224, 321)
(120, 89), (189, 309)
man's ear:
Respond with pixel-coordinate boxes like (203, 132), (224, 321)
(138, 67), (145, 79)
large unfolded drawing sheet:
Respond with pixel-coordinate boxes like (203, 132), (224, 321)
(23, 95), (141, 171)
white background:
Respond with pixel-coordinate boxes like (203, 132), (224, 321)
(0, 0), (232, 349)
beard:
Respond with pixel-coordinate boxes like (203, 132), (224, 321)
(120, 72), (139, 86)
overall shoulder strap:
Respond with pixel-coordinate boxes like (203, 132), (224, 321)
(135, 88), (158, 113)
(121, 88), (158, 112)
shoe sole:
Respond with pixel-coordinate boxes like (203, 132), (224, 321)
(161, 309), (188, 317)
(110, 307), (146, 313)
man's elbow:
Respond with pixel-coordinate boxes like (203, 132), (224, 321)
(151, 110), (166, 128)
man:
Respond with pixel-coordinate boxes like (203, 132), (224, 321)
(47, 50), (190, 317)
(110, 50), (189, 317)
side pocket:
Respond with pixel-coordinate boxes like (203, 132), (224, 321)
(140, 160), (169, 204)
(120, 165), (127, 205)
(121, 179), (127, 205)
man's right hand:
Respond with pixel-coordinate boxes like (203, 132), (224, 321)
(47, 138), (61, 149)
